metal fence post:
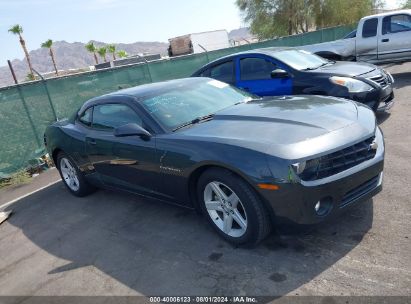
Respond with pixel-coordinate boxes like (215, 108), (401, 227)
(146, 63), (153, 83)
(32, 68), (58, 121)
(198, 44), (210, 63)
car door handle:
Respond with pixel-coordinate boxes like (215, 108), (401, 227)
(381, 38), (389, 42)
(241, 87), (250, 91)
(87, 138), (97, 145)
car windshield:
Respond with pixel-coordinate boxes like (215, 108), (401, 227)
(272, 49), (330, 70)
(140, 79), (256, 131)
(343, 30), (357, 39)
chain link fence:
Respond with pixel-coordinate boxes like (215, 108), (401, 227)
(0, 25), (354, 177)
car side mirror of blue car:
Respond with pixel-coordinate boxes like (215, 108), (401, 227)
(114, 123), (151, 139)
(271, 68), (289, 78)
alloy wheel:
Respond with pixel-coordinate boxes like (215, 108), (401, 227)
(60, 157), (80, 192)
(204, 181), (248, 237)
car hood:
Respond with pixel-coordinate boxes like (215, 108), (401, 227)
(309, 61), (376, 77)
(176, 95), (376, 160)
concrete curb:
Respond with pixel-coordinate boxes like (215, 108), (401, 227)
(0, 210), (12, 225)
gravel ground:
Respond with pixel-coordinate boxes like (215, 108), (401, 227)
(0, 62), (410, 300)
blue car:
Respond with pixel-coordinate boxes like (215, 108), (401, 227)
(191, 48), (394, 112)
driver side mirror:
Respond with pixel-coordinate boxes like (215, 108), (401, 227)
(114, 123), (151, 139)
(271, 68), (289, 78)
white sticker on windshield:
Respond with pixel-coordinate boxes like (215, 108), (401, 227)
(208, 79), (228, 89)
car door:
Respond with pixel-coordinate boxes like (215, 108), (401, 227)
(379, 13), (411, 61)
(356, 17), (379, 61)
(236, 55), (292, 96)
(85, 98), (162, 197)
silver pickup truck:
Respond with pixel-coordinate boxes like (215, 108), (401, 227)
(302, 10), (411, 63)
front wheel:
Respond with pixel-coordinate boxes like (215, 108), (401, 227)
(57, 152), (95, 197)
(197, 168), (271, 246)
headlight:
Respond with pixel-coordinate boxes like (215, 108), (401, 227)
(292, 159), (320, 180)
(384, 70), (395, 84)
(292, 161), (306, 174)
(329, 76), (373, 93)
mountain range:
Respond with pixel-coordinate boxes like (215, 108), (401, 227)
(0, 28), (253, 88)
(0, 40), (169, 87)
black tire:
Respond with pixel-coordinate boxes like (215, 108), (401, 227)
(56, 152), (96, 197)
(197, 168), (271, 246)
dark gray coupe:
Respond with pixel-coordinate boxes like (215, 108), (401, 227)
(44, 77), (384, 245)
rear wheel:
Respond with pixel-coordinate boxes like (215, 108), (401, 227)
(57, 152), (95, 197)
(197, 168), (271, 246)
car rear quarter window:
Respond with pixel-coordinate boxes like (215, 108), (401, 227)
(92, 104), (142, 130)
(209, 61), (234, 84)
(240, 57), (277, 81)
(199, 68), (210, 77)
(382, 14), (411, 34)
(78, 107), (93, 127)
(362, 18), (378, 38)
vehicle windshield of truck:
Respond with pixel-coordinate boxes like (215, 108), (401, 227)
(272, 49), (332, 71)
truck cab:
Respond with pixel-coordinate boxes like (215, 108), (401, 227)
(355, 10), (411, 63)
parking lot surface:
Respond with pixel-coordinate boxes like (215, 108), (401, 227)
(0, 63), (410, 298)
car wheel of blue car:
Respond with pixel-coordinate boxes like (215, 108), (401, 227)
(198, 168), (271, 246)
(56, 152), (96, 197)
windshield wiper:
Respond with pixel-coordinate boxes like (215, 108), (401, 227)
(172, 114), (215, 131)
(304, 61), (334, 71)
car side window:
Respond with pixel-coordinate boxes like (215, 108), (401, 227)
(240, 57), (277, 81)
(78, 107), (93, 127)
(92, 104), (142, 131)
(199, 68), (210, 77)
(382, 14), (411, 35)
(209, 61), (234, 84)
(362, 18), (378, 38)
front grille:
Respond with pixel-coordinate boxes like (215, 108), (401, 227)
(341, 175), (379, 207)
(300, 137), (377, 181)
(368, 73), (390, 88)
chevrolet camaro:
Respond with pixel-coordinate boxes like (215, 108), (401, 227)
(44, 77), (384, 245)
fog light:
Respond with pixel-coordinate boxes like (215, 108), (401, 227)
(314, 201), (321, 212)
(314, 196), (333, 216)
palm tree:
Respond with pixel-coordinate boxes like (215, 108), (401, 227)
(26, 73), (35, 81)
(8, 24), (33, 75)
(85, 42), (99, 64)
(97, 46), (108, 63)
(41, 39), (58, 76)
(117, 50), (128, 58)
(107, 44), (117, 60)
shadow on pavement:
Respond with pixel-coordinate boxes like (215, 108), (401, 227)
(392, 72), (411, 90)
(4, 182), (374, 296)
(377, 112), (391, 125)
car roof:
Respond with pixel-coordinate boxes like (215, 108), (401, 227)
(361, 9), (411, 19)
(211, 47), (294, 61)
(192, 47), (296, 74)
(82, 77), (209, 108)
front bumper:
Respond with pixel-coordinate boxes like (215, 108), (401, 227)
(349, 85), (394, 112)
(376, 91), (395, 112)
(260, 129), (385, 225)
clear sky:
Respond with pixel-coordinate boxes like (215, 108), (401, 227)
(0, 0), (404, 65)
(0, 0), (245, 64)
